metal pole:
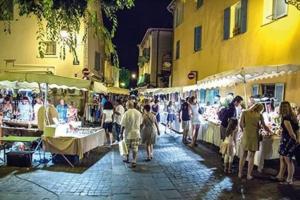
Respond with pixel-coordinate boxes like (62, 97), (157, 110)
(44, 83), (48, 107)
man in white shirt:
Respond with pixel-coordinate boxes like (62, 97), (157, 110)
(121, 100), (142, 168)
(114, 99), (125, 142)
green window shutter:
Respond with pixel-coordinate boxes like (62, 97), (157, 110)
(274, 83), (285, 105)
(223, 7), (231, 40)
(94, 52), (101, 71)
(274, 0), (288, 19)
(176, 41), (180, 59)
(240, 0), (248, 34)
(197, 0), (203, 8)
(194, 26), (202, 52)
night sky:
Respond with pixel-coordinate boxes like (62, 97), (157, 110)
(113, 0), (173, 73)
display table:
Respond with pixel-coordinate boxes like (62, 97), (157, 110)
(42, 128), (106, 160)
(198, 120), (280, 170)
(1, 120), (41, 137)
(2, 120), (38, 128)
(255, 136), (280, 171)
(237, 135), (280, 171)
(198, 120), (221, 147)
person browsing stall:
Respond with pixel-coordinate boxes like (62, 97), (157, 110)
(179, 97), (191, 144)
(18, 96), (33, 121)
(238, 103), (272, 180)
(56, 99), (68, 123)
(275, 101), (299, 185)
(102, 101), (115, 146)
(113, 99), (125, 142)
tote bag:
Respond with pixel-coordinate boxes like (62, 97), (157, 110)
(119, 140), (128, 156)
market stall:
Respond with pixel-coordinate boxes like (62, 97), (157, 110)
(42, 127), (105, 167)
(195, 65), (300, 169)
(143, 65), (300, 170)
(0, 71), (108, 166)
(0, 71), (91, 135)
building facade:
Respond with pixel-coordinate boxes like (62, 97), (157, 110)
(0, 1), (117, 84)
(168, 0), (300, 103)
(137, 28), (173, 88)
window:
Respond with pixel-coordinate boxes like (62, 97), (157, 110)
(224, 0), (248, 40)
(259, 83), (285, 106)
(263, 0), (288, 24)
(175, 40), (180, 59)
(194, 26), (202, 52)
(94, 52), (101, 71)
(197, 0), (203, 9)
(205, 89), (219, 106)
(199, 89), (206, 104)
(175, 1), (184, 27)
(274, 83), (285, 104)
(252, 84), (259, 96)
(44, 41), (56, 55)
(0, 0), (13, 20)
(143, 48), (150, 57)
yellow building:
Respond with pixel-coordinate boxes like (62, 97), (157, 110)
(168, 0), (300, 103)
(0, 1), (116, 84)
(137, 28), (172, 88)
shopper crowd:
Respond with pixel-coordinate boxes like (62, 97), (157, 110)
(1, 90), (299, 184)
(0, 91), (80, 125)
(162, 94), (299, 185)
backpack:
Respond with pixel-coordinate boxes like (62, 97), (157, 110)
(218, 107), (227, 122)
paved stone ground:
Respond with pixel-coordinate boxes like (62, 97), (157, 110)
(0, 127), (299, 200)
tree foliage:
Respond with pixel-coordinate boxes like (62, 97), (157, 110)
(0, 0), (135, 67)
(285, 0), (300, 10)
(119, 67), (130, 88)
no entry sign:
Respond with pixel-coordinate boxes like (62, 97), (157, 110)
(188, 72), (195, 79)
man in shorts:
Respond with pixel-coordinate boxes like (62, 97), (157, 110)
(121, 100), (143, 168)
(179, 97), (191, 144)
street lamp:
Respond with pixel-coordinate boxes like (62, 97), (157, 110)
(60, 29), (69, 40)
(120, 82), (125, 87)
(131, 73), (137, 79)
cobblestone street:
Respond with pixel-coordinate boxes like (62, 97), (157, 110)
(0, 128), (299, 200)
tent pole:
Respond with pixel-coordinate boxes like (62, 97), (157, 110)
(243, 82), (248, 109)
(44, 83), (48, 107)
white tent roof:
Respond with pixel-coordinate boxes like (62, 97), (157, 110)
(197, 64), (300, 89)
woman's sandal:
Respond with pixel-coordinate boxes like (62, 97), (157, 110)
(280, 180), (293, 185)
(131, 163), (137, 168)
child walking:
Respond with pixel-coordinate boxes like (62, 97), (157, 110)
(220, 118), (238, 173)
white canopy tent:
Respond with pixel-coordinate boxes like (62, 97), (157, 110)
(197, 64), (300, 107)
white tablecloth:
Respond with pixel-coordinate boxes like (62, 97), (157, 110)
(43, 129), (106, 159)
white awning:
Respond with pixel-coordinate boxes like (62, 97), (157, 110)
(182, 84), (199, 92)
(197, 64), (300, 89)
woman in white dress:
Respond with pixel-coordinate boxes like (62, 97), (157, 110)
(189, 96), (201, 147)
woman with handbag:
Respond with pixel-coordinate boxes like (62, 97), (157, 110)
(189, 96), (201, 147)
(141, 104), (160, 161)
(238, 103), (272, 180)
(276, 101), (299, 185)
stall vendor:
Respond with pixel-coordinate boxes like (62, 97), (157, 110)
(2, 96), (13, 119)
(33, 97), (43, 122)
(56, 99), (68, 123)
(67, 101), (78, 122)
(262, 101), (276, 125)
(18, 96), (33, 121)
